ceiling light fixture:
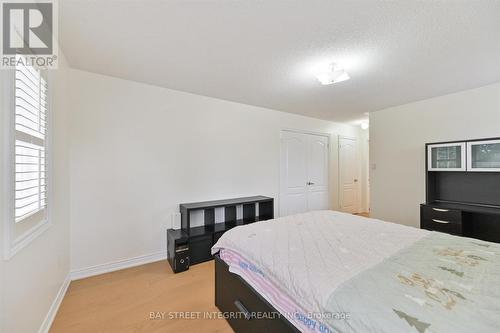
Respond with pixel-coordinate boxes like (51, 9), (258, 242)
(360, 122), (369, 130)
(315, 63), (350, 85)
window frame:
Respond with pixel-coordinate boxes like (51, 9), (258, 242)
(2, 65), (53, 260)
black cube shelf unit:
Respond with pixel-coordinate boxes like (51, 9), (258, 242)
(167, 196), (274, 273)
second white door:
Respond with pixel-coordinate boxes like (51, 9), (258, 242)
(280, 131), (329, 217)
(339, 136), (360, 213)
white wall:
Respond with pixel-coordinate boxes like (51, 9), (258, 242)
(68, 69), (362, 271)
(370, 83), (500, 228)
(0, 58), (71, 332)
(0, 65), (5, 333)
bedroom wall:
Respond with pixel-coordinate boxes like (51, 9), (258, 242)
(370, 82), (500, 228)
(0, 69), (4, 333)
(68, 69), (363, 272)
(0, 56), (71, 332)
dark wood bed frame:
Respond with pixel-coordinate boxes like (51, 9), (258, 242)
(214, 254), (299, 333)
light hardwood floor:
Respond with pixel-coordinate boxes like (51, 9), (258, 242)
(52, 212), (370, 332)
(51, 260), (233, 333)
(355, 212), (370, 218)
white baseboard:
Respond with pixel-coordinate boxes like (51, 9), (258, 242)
(38, 273), (71, 333)
(37, 252), (167, 332)
(70, 251), (168, 281)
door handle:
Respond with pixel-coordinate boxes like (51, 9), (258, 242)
(307, 181), (315, 185)
(354, 179), (358, 182)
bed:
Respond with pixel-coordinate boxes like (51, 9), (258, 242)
(211, 210), (500, 333)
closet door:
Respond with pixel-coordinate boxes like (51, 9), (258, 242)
(280, 131), (308, 216)
(280, 131), (329, 217)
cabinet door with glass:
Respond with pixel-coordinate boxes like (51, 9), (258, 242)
(427, 142), (466, 171)
(467, 139), (500, 172)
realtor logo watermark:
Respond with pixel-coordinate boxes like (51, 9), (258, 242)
(1, 0), (58, 68)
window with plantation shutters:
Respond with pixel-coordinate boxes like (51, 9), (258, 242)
(14, 57), (48, 223)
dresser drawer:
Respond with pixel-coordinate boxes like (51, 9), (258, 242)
(421, 217), (462, 235)
(215, 256), (298, 333)
(421, 205), (462, 224)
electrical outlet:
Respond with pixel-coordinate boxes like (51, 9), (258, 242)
(171, 212), (181, 230)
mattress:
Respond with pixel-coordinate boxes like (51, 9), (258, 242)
(211, 210), (429, 332)
(211, 210), (500, 333)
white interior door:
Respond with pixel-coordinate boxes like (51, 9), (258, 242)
(306, 135), (329, 211)
(339, 136), (360, 213)
(280, 131), (329, 216)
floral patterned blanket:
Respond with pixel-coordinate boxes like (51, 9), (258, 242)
(325, 232), (500, 333)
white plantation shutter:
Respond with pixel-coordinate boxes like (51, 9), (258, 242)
(14, 56), (48, 223)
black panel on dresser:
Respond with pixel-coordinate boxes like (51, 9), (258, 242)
(432, 172), (500, 207)
(465, 213), (500, 243)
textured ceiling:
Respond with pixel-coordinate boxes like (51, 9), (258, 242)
(60, 0), (500, 123)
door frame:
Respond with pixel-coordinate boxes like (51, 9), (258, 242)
(338, 135), (362, 214)
(279, 129), (331, 217)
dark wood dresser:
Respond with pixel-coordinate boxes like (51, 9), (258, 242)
(420, 202), (500, 243)
(421, 138), (500, 243)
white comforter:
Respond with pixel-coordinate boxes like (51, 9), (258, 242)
(212, 210), (429, 319)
